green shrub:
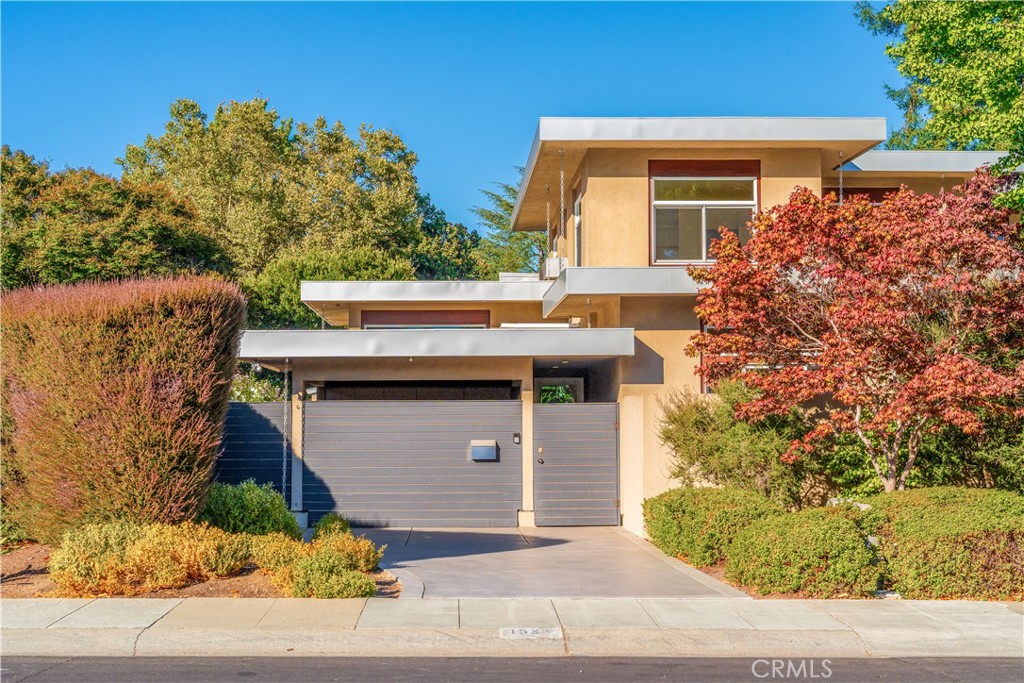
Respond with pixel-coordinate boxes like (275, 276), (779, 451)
(290, 551), (378, 598)
(1, 277), (246, 544)
(658, 381), (815, 507)
(200, 480), (301, 539)
(50, 521), (251, 596)
(49, 521), (144, 595)
(725, 506), (879, 598)
(312, 530), (384, 572)
(863, 487), (1024, 600)
(313, 513), (351, 539)
(644, 487), (783, 567)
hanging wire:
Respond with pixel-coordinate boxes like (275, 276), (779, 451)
(545, 184), (552, 255)
(838, 151), (844, 205)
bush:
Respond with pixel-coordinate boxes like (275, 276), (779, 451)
(250, 532), (309, 593)
(643, 487), (783, 567)
(725, 506), (879, 598)
(290, 551), (378, 599)
(311, 529), (384, 573)
(1, 277), (246, 544)
(49, 521), (251, 596)
(313, 513), (351, 539)
(863, 487), (1024, 600)
(658, 382), (814, 507)
(200, 481), (301, 539)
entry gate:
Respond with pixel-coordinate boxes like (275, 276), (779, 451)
(533, 403), (619, 526)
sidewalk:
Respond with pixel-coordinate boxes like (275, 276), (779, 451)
(2, 597), (1021, 658)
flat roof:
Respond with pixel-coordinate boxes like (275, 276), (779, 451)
(841, 150), (1012, 174)
(543, 267), (700, 318)
(239, 328), (635, 360)
(511, 116), (888, 230)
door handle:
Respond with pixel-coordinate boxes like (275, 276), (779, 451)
(537, 458), (544, 464)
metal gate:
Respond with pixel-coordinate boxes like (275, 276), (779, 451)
(302, 401), (523, 527)
(533, 403), (619, 526)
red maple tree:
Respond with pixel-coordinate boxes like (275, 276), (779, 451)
(688, 171), (1024, 491)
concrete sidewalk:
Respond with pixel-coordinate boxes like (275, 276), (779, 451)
(2, 598), (1021, 658)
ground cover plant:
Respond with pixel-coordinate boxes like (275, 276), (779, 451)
(1, 277), (246, 544)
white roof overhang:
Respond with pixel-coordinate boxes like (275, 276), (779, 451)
(511, 116), (888, 231)
(543, 267), (701, 318)
(239, 327), (635, 361)
(839, 150), (1013, 175)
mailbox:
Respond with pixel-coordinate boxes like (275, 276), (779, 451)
(469, 439), (499, 462)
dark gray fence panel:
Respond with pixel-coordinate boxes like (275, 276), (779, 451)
(533, 403), (619, 526)
(302, 401), (522, 527)
(217, 402), (288, 502)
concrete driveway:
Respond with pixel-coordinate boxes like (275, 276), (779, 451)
(356, 527), (748, 599)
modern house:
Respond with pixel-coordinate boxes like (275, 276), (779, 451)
(228, 117), (1005, 536)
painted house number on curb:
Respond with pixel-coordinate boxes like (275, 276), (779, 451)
(499, 627), (562, 640)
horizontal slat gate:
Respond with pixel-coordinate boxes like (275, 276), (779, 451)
(303, 401), (522, 527)
(533, 403), (619, 526)
(216, 402), (288, 503)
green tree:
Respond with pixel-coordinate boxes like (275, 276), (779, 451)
(857, 1), (1024, 208)
(243, 246), (416, 329)
(120, 98), (486, 278)
(472, 172), (546, 276)
(1, 146), (226, 289)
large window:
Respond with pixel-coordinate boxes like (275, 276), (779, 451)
(652, 177), (757, 263)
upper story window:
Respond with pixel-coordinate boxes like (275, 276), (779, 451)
(651, 177), (757, 263)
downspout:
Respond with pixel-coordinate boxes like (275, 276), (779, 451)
(282, 359), (291, 505)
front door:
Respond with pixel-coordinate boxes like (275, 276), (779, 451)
(533, 403), (619, 526)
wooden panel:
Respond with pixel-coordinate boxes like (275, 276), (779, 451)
(216, 402), (289, 504)
(302, 401), (522, 527)
(649, 159), (761, 177)
(533, 403), (619, 526)
(360, 309), (490, 328)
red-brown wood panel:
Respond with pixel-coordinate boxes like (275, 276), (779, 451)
(360, 309), (490, 328)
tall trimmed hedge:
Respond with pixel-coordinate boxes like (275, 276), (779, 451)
(1, 277), (246, 543)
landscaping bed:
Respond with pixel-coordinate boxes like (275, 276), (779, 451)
(0, 542), (400, 599)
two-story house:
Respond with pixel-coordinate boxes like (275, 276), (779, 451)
(233, 117), (1005, 536)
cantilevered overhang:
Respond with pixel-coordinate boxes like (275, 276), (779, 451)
(543, 267), (701, 318)
(301, 280), (550, 326)
(239, 327), (635, 363)
(511, 116), (887, 231)
(838, 150), (1013, 177)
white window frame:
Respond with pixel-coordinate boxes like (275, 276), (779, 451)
(650, 176), (758, 264)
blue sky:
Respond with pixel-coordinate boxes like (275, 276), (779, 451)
(1, 1), (900, 229)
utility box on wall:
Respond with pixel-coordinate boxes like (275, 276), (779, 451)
(468, 439), (499, 462)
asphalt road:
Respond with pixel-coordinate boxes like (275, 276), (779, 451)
(2, 657), (1022, 683)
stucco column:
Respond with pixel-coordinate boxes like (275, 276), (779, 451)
(519, 375), (536, 527)
(619, 394), (645, 536)
(289, 377), (305, 513)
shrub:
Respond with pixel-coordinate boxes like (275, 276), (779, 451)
(658, 382), (814, 507)
(48, 522), (144, 595)
(290, 551), (378, 599)
(863, 487), (1024, 600)
(643, 487), (783, 567)
(725, 506), (879, 598)
(1, 277), (246, 544)
(313, 512), (351, 539)
(250, 532), (309, 593)
(311, 530), (384, 573)
(200, 480), (301, 539)
(50, 521), (251, 596)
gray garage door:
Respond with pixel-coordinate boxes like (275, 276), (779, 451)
(533, 403), (619, 526)
(302, 401), (523, 527)
(217, 402), (289, 503)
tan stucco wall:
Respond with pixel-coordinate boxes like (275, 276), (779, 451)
(568, 148), (823, 268)
(613, 296), (702, 535)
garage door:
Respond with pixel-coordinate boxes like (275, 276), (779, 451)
(533, 403), (619, 526)
(302, 401), (523, 527)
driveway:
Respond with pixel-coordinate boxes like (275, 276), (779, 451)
(356, 527), (747, 599)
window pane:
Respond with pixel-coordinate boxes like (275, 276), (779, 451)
(705, 208), (754, 257)
(654, 207), (702, 261)
(654, 178), (754, 202)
